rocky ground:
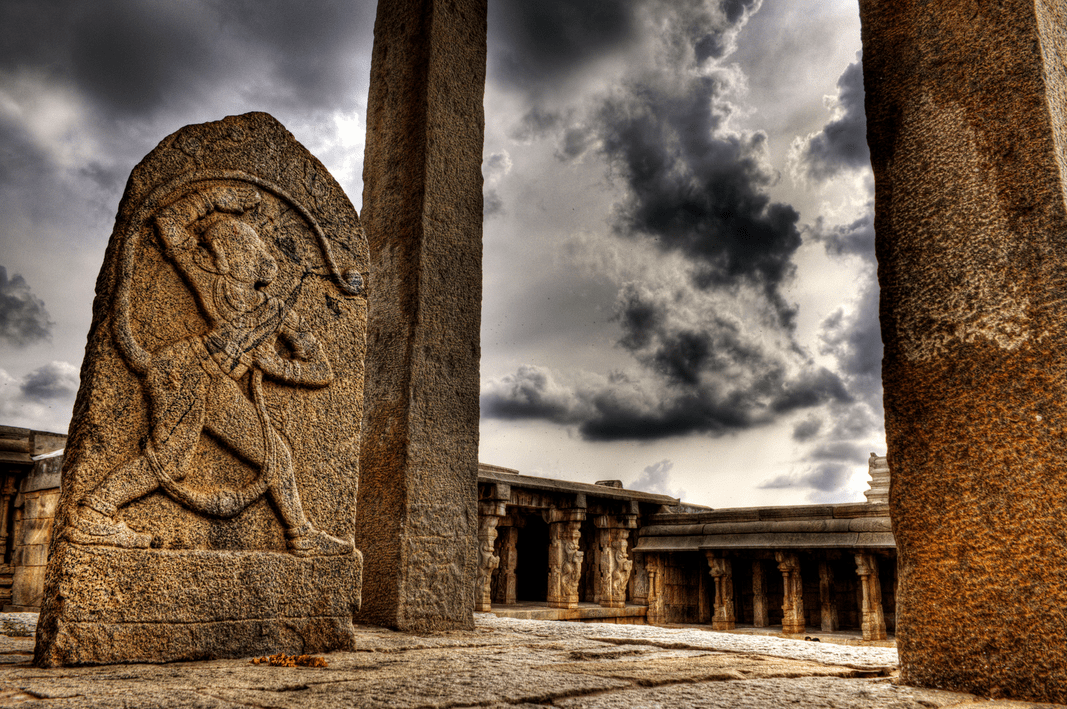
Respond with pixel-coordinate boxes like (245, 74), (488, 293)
(0, 613), (1060, 708)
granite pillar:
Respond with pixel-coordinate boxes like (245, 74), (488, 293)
(495, 524), (518, 605)
(819, 561), (838, 633)
(594, 514), (635, 609)
(860, 0), (1067, 699)
(646, 554), (666, 625)
(474, 501), (504, 612)
(706, 554), (735, 631)
(355, 0), (487, 631)
(855, 553), (887, 642)
(752, 560), (769, 628)
(776, 551), (804, 635)
(546, 509), (585, 609)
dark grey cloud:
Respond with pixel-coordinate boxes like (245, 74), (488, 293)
(483, 285), (852, 442)
(820, 277), (881, 382)
(0, 0), (374, 122)
(0, 266), (53, 347)
(482, 151), (511, 219)
(593, 80), (801, 326)
(792, 415), (822, 442)
(19, 361), (79, 401)
(481, 365), (586, 424)
(489, 0), (636, 91)
(0, 361), (79, 432)
(794, 55), (868, 181)
(484, 189), (505, 218)
(68, 1), (219, 117)
(760, 461), (851, 493)
(759, 441), (867, 493)
(509, 107), (564, 142)
(758, 275), (885, 500)
(809, 212), (875, 262)
(482, 0), (859, 443)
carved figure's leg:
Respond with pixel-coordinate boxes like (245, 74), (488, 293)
(69, 349), (208, 548)
(204, 376), (352, 557)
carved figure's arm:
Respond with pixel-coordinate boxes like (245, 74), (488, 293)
(255, 312), (333, 388)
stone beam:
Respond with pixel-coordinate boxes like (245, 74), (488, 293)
(861, 0), (1067, 701)
(354, 0), (487, 631)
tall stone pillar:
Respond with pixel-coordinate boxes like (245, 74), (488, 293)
(355, 0), (488, 631)
(546, 509), (585, 609)
(819, 561), (838, 633)
(861, 0), (1067, 699)
(494, 524), (519, 605)
(706, 554), (735, 631)
(855, 553), (887, 642)
(751, 560), (769, 628)
(594, 514), (636, 609)
(775, 552), (804, 634)
(474, 500), (505, 612)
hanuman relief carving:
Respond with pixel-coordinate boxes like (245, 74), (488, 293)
(560, 525), (584, 592)
(67, 181), (354, 557)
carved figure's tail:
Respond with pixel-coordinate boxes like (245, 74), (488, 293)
(150, 370), (276, 518)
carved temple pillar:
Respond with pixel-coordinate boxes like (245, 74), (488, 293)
(819, 560), (839, 632)
(706, 553), (735, 631)
(546, 509), (586, 609)
(855, 553), (887, 641)
(645, 554), (666, 624)
(776, 551), (805, 634)
(493, 524), (519, 605)
(474, 500), (506, 612)
(594, 513), (637, 609)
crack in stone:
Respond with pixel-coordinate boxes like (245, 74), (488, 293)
(588, 637), (896, 673)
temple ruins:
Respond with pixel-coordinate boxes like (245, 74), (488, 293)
(477, 456), (896, 642)
(7, 0), (1067, 701)
(0, 426), (65, 612)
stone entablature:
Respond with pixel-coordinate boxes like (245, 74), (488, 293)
(635, 503), (894, 552)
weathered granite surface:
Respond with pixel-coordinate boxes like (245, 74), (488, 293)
(860, 0), (1067, 702)
(2, 614), (1055, 708)
(355, 0), (487, 631)
(35, 112), (367, 666)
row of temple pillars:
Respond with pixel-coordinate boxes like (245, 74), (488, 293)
(475, 501), (637, 612)
(700, 551), (887, 640)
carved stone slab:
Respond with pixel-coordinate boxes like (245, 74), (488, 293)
(35, 112), (367, 666)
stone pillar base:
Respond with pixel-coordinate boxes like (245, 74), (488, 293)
(36, 543), (362, 666)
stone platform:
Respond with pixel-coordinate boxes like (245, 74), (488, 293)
(0, 613), (1061, 707)
(488, 601), (647, 624)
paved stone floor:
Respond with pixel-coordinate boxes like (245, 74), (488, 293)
(0, 614), (1061, 708)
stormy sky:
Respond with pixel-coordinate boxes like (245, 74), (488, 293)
(0, 0), (881, 507)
